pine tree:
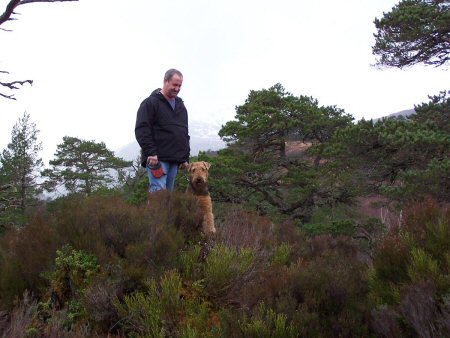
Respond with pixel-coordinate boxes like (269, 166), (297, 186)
(217, 84), (353, 221)
(373, 0), (450, 68)
(42, 136), (131, 195)
(0, 112), (43, 229)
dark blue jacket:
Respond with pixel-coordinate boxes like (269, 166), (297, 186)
(135, 89), (190, 167)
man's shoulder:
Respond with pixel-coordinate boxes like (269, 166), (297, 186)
(141, 90), (164, 106)
(148, 89), (163, 100)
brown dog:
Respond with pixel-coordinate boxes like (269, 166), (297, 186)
(186, 161), (216, 235)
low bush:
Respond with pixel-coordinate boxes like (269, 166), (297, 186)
(369, 199), (450, 337)
(116, 267), (223, 337)
(0, 216), (60, 308)
(239, 301), (298, 338)
(203, 243), (256, 300)
(2, 192), (449, 337)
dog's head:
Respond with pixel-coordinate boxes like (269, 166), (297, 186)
(187, 161), (211, 190)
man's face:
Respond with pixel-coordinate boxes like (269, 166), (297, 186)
(163, 74), (183, 99)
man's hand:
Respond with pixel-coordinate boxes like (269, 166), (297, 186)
(147, 155), (158, 167)
(179, 162), (189, 170)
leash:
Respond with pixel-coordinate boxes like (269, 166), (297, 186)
(180, 168), (189, 182)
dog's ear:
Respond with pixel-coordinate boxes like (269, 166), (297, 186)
(203, 162), (211, 170)
(187, 163), (193, 172)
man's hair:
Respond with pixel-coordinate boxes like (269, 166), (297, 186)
(164, 69), (183, 82)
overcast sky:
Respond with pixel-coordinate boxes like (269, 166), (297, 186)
(0, 0), (448, 164)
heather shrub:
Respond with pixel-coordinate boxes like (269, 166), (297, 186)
(369, 200), (450, 336)
(0, 291), (37, 338)
(407, 247), (441, 284)
(271, 243), (291, 267)
(369, 227), (409, 306)
(400, 283), (450, 338)
(229, 234), (371, 337)
(285, 236), (370, 337)
(177, 244), (202, 280)
(45, 245), (100, 309)
(117, 279), (165, 337)
(115, 270), (183, 337)
(239, 301), (298, 338)
(0, 216), (60, 308)
(216, 209), (275, 250)
(203, 243), (255, 299)
(370, 305), (402, 338)
(178, 295), (220, 338)
(49, 193), (197, 286)
(80, 270), (123, 333)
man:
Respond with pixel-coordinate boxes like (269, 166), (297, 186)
(135, 69), (190, 193)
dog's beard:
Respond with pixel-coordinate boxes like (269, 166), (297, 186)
(190, 177), (208, 195)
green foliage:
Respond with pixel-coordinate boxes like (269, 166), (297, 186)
(373, 0), (450, 68)
(214, 84), (354, 222)
(0, 112), (43, 229)
(219, 83), (352, 155)
(4, 193), (449, 337)
(177, 244), (202, 280)
(117, 278), (165, 337)
(271, 243), (291, 267)
(42, 136), (131, 195)
(239, 302), (298, 338)
(303, 219), (356, 237)
(369, 200), (450, 336)
(412, 90), (450, 133)
(407, 247), (440, 283)
(116, 270), (182, 337)
(179, 296), (218, 338)
(127, 172), (151, 204)
(48, 244), (100, 304)
(302, 204), (360, 237)
(203, 243), (255, 296)
(322, 92), (450, 203)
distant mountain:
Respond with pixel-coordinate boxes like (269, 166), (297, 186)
(386, 108), (415, 119)
(116, 120), (226, 161)
(373, 108), (415, 122)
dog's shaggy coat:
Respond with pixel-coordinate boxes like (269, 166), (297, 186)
(186, 161), (216, 235)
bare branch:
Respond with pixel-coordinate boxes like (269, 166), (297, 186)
(1, 0), (78, 100)
(1, 0), (78, 27)
(19, 0), (78, 3)
(0, 0), (20, 27)
(1, 79), (33, 89)
(0, 76), (33, 100)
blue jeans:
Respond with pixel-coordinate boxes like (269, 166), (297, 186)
(147, 161), (179, 193)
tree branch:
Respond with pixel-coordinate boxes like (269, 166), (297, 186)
(1, 0), (78, 100)
(1, 0), (78, 26)
(0, 71), (33, 100)
(0, 0), (20, 27)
